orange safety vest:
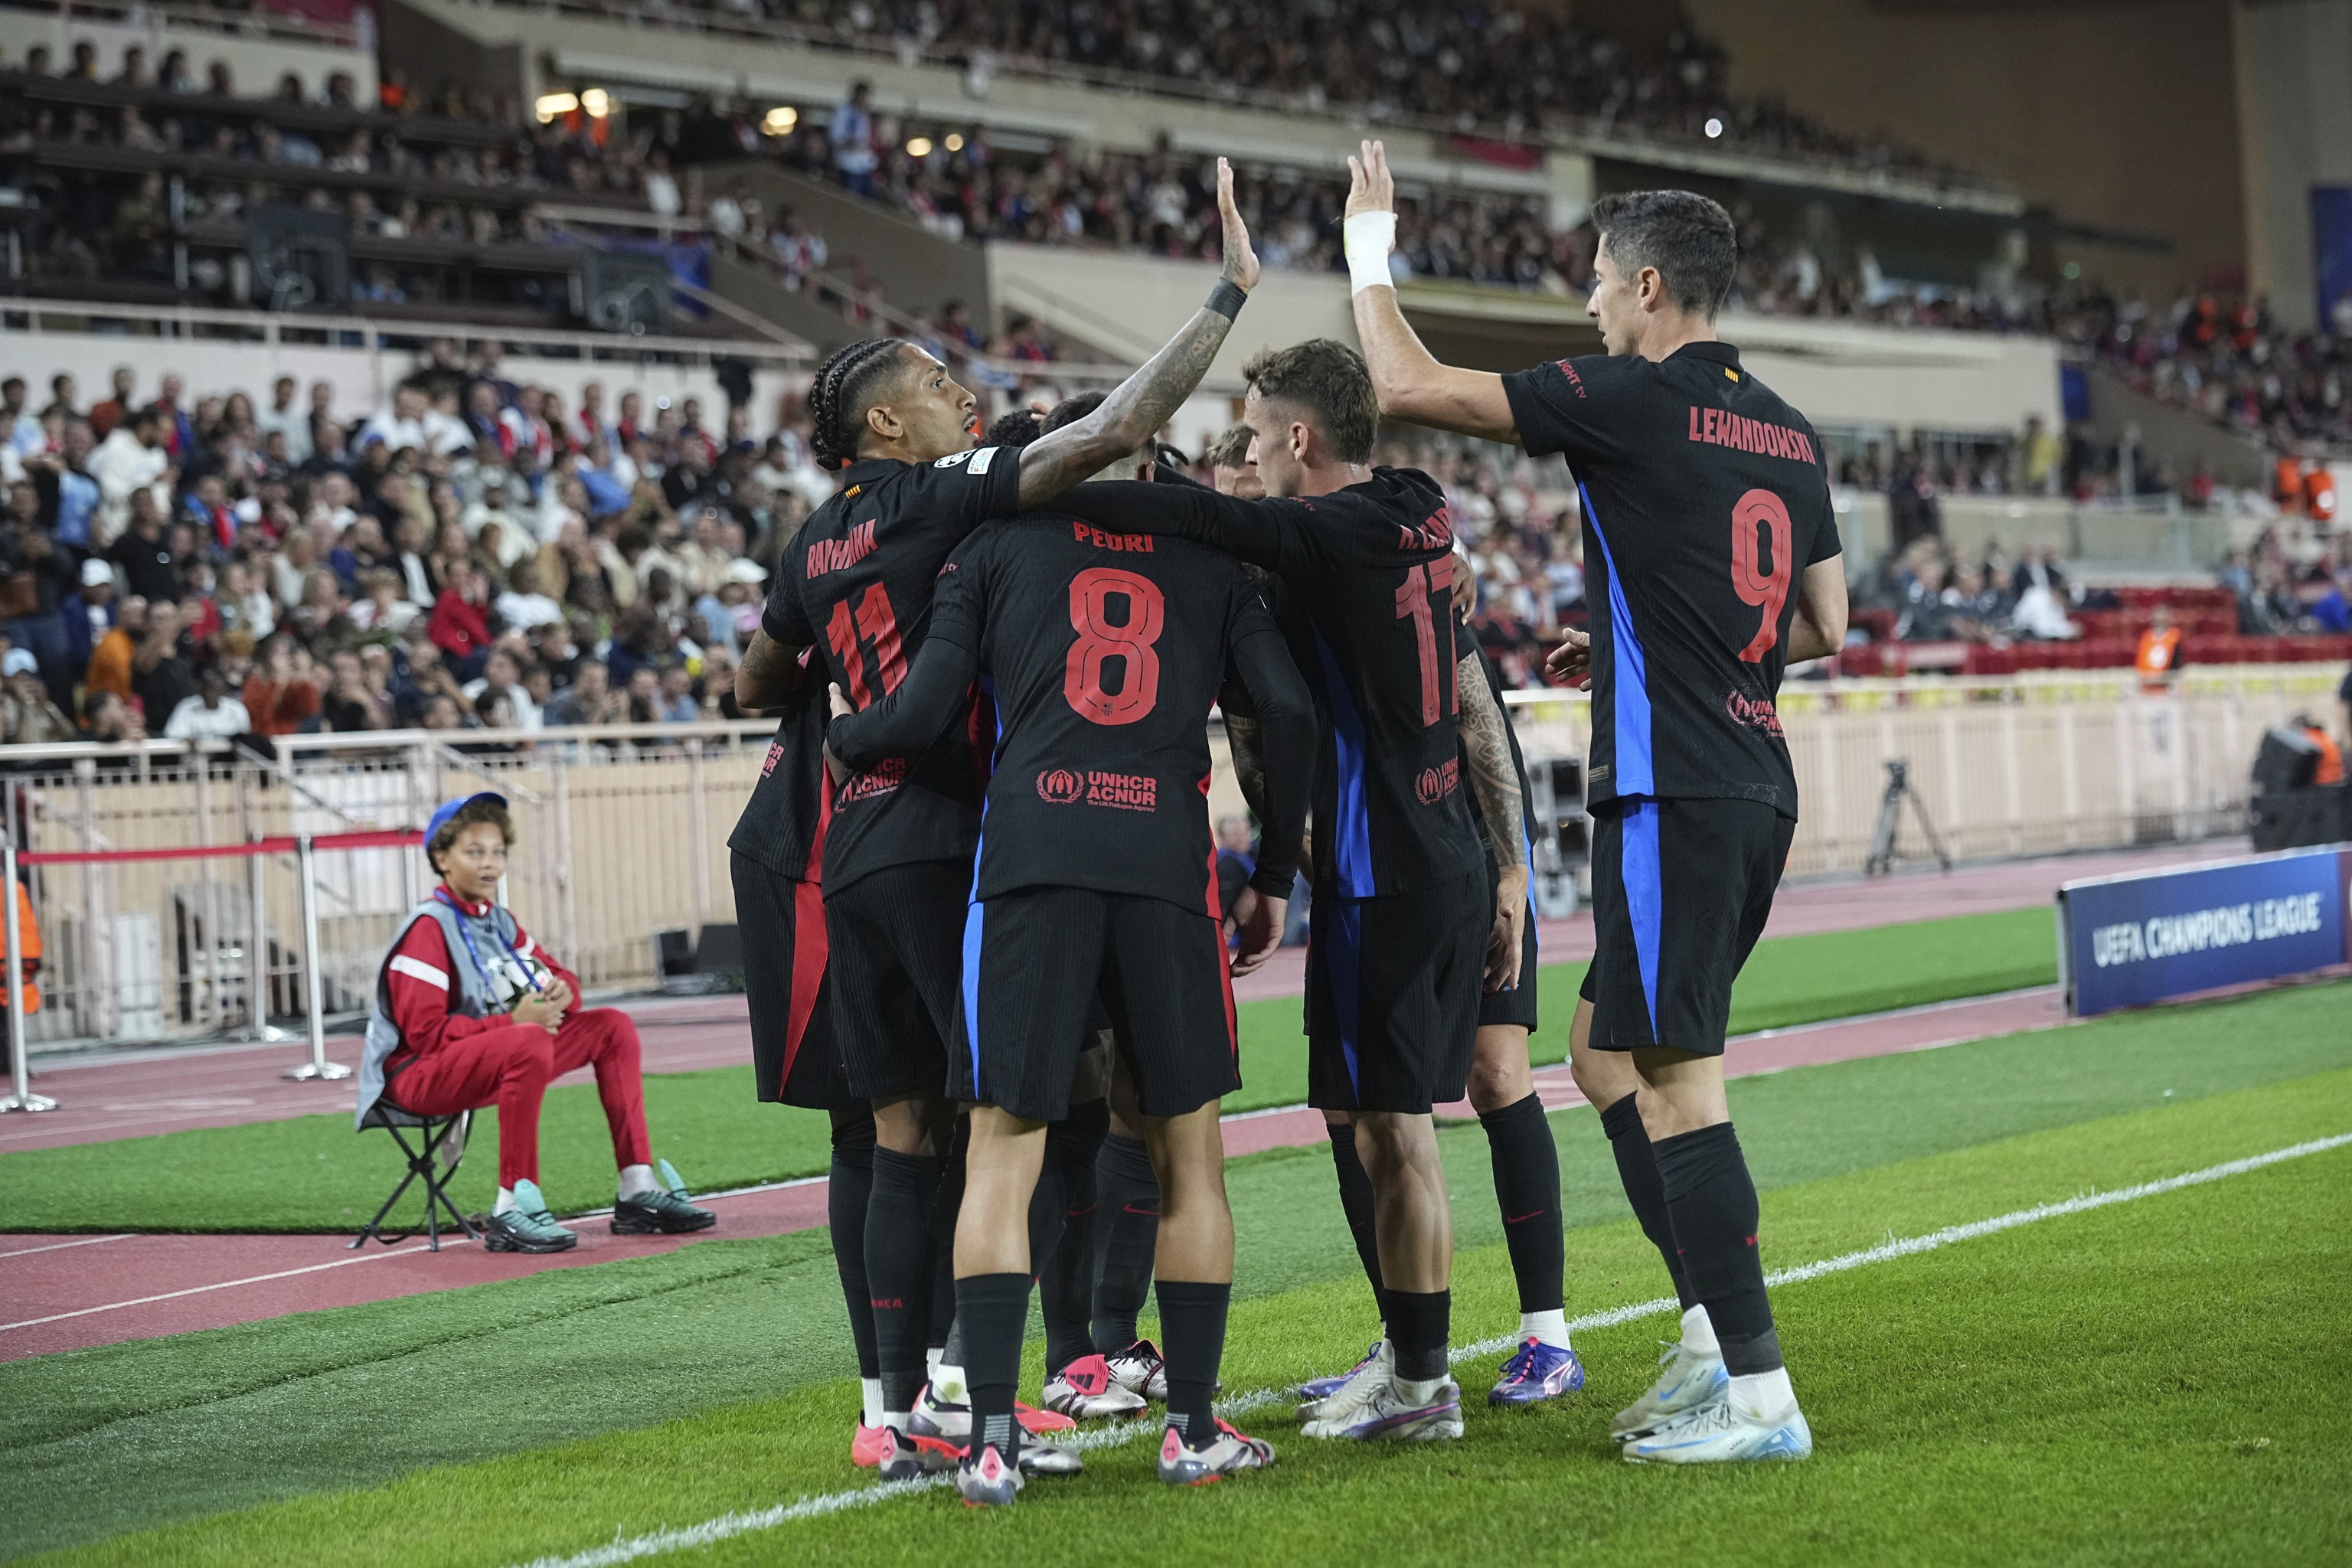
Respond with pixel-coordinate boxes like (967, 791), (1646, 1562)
(2277, 456), (2307, 508)
(4, 880), (40, 1014)
(2305, 725), (2345, 787)
(2135, 626), (2181, 691)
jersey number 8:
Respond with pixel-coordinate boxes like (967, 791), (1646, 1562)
(1064, 567), (1165, 725)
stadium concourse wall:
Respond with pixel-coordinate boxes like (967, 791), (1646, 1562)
(7, 666), (2340, 1054)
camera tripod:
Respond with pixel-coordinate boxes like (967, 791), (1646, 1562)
(1864, 759), (1952, 877)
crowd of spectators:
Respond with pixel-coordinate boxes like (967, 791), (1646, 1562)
(0, 346), (851, 751)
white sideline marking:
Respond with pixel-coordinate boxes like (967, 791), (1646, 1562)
(0, 1239), (457, 1333)
(0, 1233), (135, 1260)
(507, 1131), (2352, 1568)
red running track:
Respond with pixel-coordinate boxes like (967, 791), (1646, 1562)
(0, 985), (2073, 1361)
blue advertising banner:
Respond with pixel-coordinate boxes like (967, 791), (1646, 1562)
(2060, 847), (2352, 1016)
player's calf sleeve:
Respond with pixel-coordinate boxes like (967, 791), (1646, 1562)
(1385, 1289), (1452, 1383)
(1093, 1131), (1160, 1354)
(955, 1273), (1033, 1460)
(1041, 1100), (1108, 1374)
(1599, 1093), (1698, 1312)
(865, 1148), (942, 1414)
(1652, 1122), (1779, 1374)
(1155, 1279), (1230, 1443)
(828, 1114), (880, 1380)
(1325, 1122), (1388, 1325)
(1478, 1093), (1565, 1315)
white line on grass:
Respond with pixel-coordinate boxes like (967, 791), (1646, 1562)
(508, 1130), (2352, 1568)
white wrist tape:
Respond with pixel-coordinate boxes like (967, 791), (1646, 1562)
(1344, 211), (1397, 295)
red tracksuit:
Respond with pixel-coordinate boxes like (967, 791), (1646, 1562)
(382, 897), (650, 1188)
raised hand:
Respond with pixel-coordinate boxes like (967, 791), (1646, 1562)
(1216, 156), (1261, 293)
(1345, 139), (1396, 220)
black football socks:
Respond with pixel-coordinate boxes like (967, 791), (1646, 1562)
(1155, 1278), (1230, 1444)
(827, 1112), (880, 1387)
(1384, 1288), (1452, 1383)
(1652, 1121), (1780, 1374)
(1041, 1099), (1109, 1374)
(1326, 1122), (1389, 1325)
(956, 1272), (1032, 1462)
(1600, 1092), (1697, 1311)
(1478, 1092), (1565, 1315)
(866, 1147), (942, 1418)
(1093, 1131), (1160, 1353)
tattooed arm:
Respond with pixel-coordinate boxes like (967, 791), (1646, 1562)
(1011, 158), (1260, 511)
(1457, 648), (1530, 992)
(733, 626), (808, 712)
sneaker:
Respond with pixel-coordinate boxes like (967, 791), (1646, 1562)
(1488, 1336), (1586, 1407)
(1611, 1340), (1730, 1442)
(480, 1180), (577, 1253)
(912, 1383), (1078, 1442)
(955, 1442), (1022, 1508)
(611, 1161), (716, 1236)
(1299, 1340), (1383, 1403)
(1106, 1338), (1168, 1401)
(850, 1419), (891, 1468)
(1041, 1354), (1148, 1419)
(1158, 1418), (1276, 1485)
(1622, 1399), (1811, 1464)
(1296, 1339), (1390, 1424)
(1301, 1374), (1465, 1442)
(874, 1423), (961, 1482)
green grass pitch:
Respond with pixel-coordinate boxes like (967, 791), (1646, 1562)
(0, 906), (2058, 1233)
(5, 975), (2346, 1566)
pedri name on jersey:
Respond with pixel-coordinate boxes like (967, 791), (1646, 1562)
(1687, 406), (1818, 465)
(1073, 521), (1154, 554)
(805, 518), (877, 579)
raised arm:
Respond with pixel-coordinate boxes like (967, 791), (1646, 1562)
(1014, 158), (1262, 509)
(1786, 555), (1849, 665)
(823, 626), (981, 776)
(1455, 649), (1530, 991)
(1345, 142), (1521, 443)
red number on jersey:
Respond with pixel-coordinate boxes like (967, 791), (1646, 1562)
(1064, 567), (1165, 725)
(1395, 560), (1458, 727)
(825, 582), (906, 708)
(1730, 489), (1794, 662)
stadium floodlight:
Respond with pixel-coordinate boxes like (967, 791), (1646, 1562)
(1704, 116), (1724, 139)
(907, 136), (934, 157)
(536, 91), (580, 122)
(580, 88), (611, 118)
(763, 106), (799, 136)
(946, 132), (965, 151)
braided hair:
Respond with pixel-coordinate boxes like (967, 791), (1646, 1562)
(806, 337), (910, 470)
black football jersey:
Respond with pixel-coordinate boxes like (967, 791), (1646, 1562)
(724, 648), (831, 883)
(1504, 343), (1841, 821)
(1056, 468), (1485, 901)
(827, 512), (1312, 915)
(760, 446), (1022, 891)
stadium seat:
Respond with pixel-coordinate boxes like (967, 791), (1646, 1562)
(349, 1098), (480, 1253)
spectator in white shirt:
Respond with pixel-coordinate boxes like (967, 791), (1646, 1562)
(256, 375), (312, 464)
(495, 558), (564, 632)
(829, 83), (878, 197)
(358, 387), (430, 454)
(460, 647), (542, 730)
(163, 665), (253, 740)
(87, 405), (172, 550)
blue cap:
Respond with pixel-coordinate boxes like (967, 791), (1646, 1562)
(425, 792), (508, 851)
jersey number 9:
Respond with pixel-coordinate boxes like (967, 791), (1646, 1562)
(1731, 488), (1793, 662)
(1064, 567), (1165, 725)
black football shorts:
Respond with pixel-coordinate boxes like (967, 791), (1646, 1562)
(1306, 868), (1485, 1114)
(1586, 798), (1794, 1057)
(732, 851), (855, 1109)
(957, 887), (1238, 1124)
(822, 859), (968, 1101)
